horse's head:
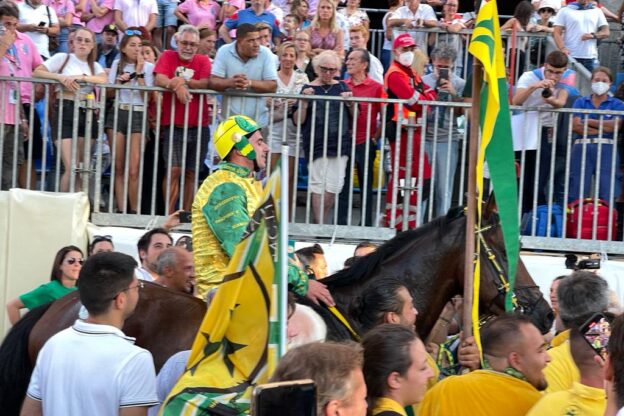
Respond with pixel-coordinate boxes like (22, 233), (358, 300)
(477, 212), (554, 334)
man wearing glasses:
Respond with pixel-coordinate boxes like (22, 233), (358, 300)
(154, 24), (212, 214)
(21, 252), (159, 415)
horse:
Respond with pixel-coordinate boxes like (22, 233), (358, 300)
(0, 284), (206, 415)
(0, 207), (553, 414)
(306, 206), (554, 341)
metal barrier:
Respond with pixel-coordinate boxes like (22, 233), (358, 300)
(3, 77), (624, 253)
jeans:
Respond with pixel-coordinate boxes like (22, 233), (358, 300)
(338, 141), (377, 226)
(574, 57), (598, 73)
(55, 27), (69, 54)
(425, 140), (459, 218)
(568, 142), (622, 202)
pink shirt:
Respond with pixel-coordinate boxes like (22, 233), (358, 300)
(84, 0), (114, 32)
(45, 0), (75, 25)
(113, 0), (158, 27)
(177, 0), (220, 29)
(0, 34), (41, 124)
(71, 0), (85, 25)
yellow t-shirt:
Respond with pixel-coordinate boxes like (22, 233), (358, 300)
(418, 370), (542, 416)
(527, 382), (606, 416)
(551, 330), (570, 348)
(544, 333), (580, 393)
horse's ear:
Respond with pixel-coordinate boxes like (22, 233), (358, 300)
(483, 192), (498, 218)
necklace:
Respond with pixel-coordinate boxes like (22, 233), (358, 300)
(318, 83), (335, 94)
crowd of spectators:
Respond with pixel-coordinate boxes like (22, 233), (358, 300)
(2, 0), (624, 229)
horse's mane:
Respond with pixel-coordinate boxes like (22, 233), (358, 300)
(323, 207), (465, 288)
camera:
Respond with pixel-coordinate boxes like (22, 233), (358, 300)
(541, 88), (552, 99)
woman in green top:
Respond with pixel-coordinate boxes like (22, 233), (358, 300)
(362, 324), (435, 416)
(5, 245), (83, 325)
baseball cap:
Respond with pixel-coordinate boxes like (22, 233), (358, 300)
(102, 24), (118, 34)
(393, 33), (416, 50)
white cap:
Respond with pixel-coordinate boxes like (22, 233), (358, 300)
(538, 0), (561, 11)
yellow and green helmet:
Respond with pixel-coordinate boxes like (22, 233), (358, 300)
(213, 115), (260, 161)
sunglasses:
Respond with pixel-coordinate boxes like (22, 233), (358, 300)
(92, 234), (113, 243)
(319, 66), (338, 73)
(66, 257), (84, 265)
(75, 37), (93, 44)
(125, 29), (143, 37)
(539, 8), (555, 13)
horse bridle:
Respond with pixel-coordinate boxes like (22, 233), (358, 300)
(476, 222), (542, 323)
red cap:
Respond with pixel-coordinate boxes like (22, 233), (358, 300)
(393, 33), (416, 50)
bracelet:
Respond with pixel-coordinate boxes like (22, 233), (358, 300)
(440, 317), (452, 324)
(137, 73), (145, 79)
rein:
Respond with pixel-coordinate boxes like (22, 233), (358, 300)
(326, 305), (361, 342)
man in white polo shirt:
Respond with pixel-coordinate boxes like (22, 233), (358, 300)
(389, 0), (437, 54)
(21, 252), (159, 415)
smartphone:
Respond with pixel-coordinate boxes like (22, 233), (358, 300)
(252, 379), (316, 416)
(438, 68), (450, 84)
(38, 21), (46, 27)
(179, 211), (192, 223)
(580, 312), (613, 360)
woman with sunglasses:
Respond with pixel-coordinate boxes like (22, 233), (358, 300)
(6, 245), (84, 325)
(33, 27), (107, 193)
(292, 50), (353, 224)
(106, 30), (155, 214)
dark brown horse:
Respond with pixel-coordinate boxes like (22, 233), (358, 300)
(0, 207), (553, 414)
(308, 206), (554, 341)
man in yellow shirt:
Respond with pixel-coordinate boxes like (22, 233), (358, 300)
(528, 328), (606, 415)
(544, 271), (609, 392)
(418, 315), (550, 416)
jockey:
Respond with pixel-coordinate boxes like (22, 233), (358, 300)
(191, 114), (334, 305)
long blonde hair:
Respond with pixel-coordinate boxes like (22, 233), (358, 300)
(311, 0), (338, 32)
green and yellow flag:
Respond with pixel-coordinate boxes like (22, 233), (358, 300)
(468, 0), (519, 334)
(160, 169), (282, 416)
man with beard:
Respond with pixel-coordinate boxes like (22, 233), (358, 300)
(21, 252), (159, 415)
(211, 23), (277, 127)
(154, 24), (211, 214)
(419, 314), (551, 416)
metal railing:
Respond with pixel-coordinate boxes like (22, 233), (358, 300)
(3, 77), (624, 253)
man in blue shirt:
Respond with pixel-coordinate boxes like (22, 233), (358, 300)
(569, 66), (624, 202)
(219, 0), (281, 46)
(211, 23), (278, 128)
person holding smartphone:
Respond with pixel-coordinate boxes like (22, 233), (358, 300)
(527, 327), (607, 415)
(16, 0), (60, 59)
(422, 43), (465, 219)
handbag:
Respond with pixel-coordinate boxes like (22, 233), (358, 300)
(46, 6), (59, 54)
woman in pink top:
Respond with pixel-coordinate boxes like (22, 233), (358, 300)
(306, 0), (343, 57)
(174, 0), (220, 30)
(81, 0), (115, 38)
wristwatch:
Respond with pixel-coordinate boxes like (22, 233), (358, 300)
(137, 73), (145, 79)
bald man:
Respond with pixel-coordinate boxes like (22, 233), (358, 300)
(154, 247), (197, 295)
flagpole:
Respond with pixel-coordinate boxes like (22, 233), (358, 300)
(463, 59), (483, 339)
(279, 148), (289, 358)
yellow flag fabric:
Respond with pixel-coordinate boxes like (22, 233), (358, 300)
(160, 170), (282, 416)
(418, 370), (542, 416)
(467, 0), (520, 358)
(527, 382), (606, 416)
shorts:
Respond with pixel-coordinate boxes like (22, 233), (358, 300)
(157, 0), (177, 27)
(105, 107), (146, 134)
(161, 126), (209, 171)
(309, 155), (348, 194)
(52, 100), (99, 141)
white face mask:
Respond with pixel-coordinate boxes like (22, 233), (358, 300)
(398, 51), (415, 67)
(591, 81), (610, 96)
